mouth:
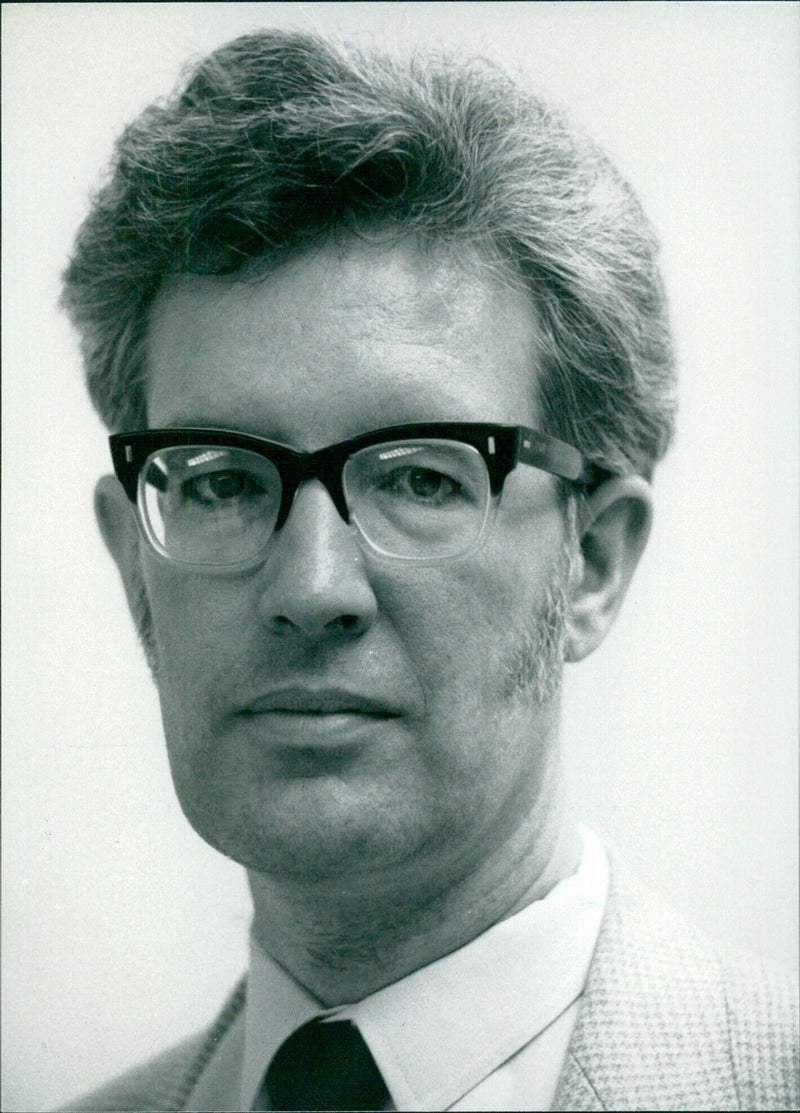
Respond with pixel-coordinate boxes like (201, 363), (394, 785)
(241, 687), (401, 717)
(237, 687), (402, 753)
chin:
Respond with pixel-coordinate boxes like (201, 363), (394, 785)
(178, 779), (433, 884)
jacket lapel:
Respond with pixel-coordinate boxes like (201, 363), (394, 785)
(553, 855), (739, 1111)
(554, 1051), (606, 1111)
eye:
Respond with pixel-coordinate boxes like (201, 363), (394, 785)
(183, 469), (263, 506)
(381, 466), (461, 504)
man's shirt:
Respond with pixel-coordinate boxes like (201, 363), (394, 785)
(63, 829), (800, 1113)
(228, 827), (608, 1112)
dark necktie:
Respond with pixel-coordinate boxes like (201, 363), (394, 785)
(256, 1016), (391, 1111)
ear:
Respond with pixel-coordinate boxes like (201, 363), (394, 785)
(565, 475), (653, 663)
(94, 474), (148, 628)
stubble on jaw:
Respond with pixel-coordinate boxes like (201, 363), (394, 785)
(129, 558), (159, 676)
(501, 499), (579, 706)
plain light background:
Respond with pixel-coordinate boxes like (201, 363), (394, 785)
(2, 3), (798, 1110)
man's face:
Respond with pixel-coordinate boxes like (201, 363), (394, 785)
(136, 235), (573, 897)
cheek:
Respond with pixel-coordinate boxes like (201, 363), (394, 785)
(143, 565), (252, 718)
(371, 569), (556, 841)
(375, 547), (542, 729)
(376, 502), (567, 754)
(143, 569), (264, 829)
(391, 506), (559, 665)
(403, 575), (508, 699)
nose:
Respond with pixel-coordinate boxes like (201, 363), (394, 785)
(257, 479), (378, 640)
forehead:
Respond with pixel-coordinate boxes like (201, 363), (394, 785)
(146, 236), (541, 444)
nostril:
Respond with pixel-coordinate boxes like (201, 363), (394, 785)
(271, 613), (364, 637)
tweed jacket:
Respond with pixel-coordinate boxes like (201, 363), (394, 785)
(62, 862), (799, 1112)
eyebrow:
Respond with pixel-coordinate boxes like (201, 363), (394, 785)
(155, 415), (287, 440)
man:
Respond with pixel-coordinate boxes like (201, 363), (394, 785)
(60, 28), (797, 1112)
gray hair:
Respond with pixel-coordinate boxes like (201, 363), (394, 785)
(61, 28), (676, 477)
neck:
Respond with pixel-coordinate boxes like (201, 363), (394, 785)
(247, 770), (579, 1006)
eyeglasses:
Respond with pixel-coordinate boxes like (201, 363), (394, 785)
(110, 422), (607, 569)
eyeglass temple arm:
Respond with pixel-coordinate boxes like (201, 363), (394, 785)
(515, 427), (610, 487)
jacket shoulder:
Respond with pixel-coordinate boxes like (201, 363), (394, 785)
(58, 980), (247, 1112)
(719, 941), (799, 1110)
(58, 1033), (207, 1113)
(557, 857), (799, 1111)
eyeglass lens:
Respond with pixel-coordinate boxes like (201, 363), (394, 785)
(139, 439), (493, 566)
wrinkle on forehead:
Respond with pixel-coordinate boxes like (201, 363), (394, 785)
(146, 232), (542, 437)
(154, 232), (532, 353)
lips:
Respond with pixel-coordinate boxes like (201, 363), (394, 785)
(237, 686), (403, 757)
(241, 687), (401, 717)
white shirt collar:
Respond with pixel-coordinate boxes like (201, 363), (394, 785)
(241, 826), (607, 1111)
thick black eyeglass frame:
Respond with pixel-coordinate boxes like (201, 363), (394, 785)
(110, 422), (610, 535)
